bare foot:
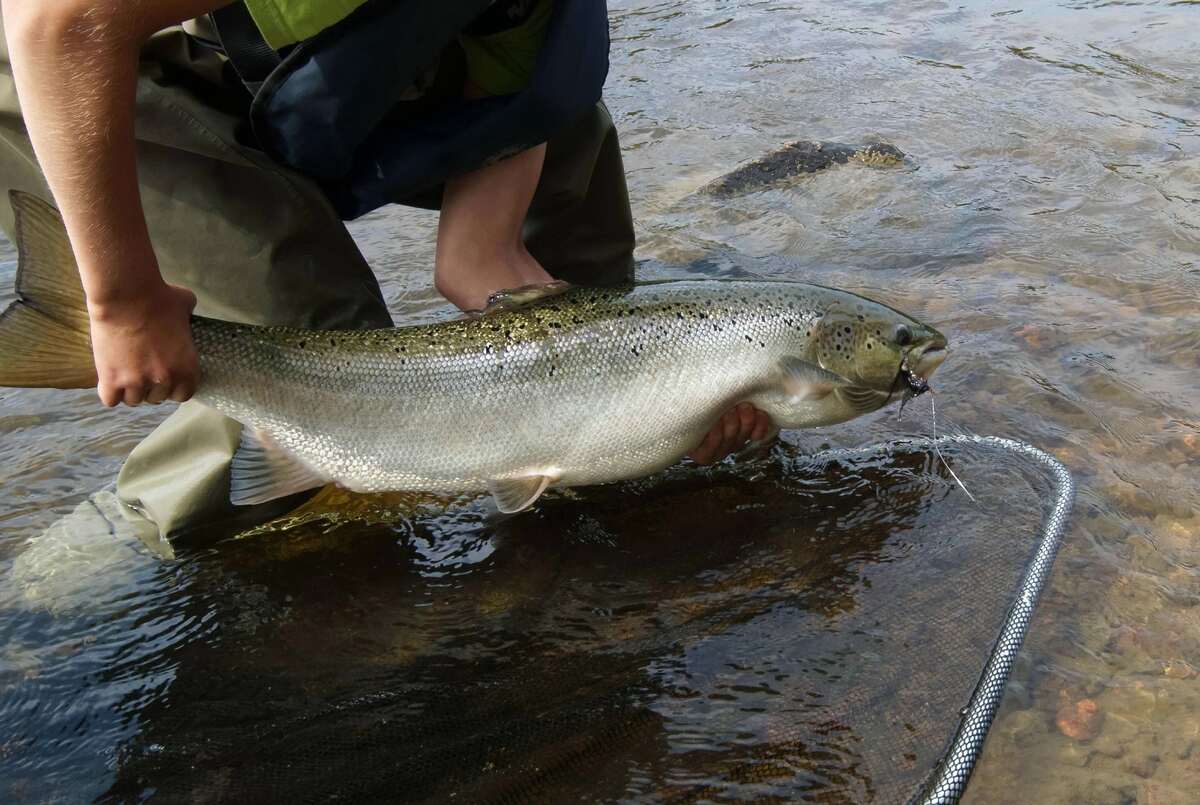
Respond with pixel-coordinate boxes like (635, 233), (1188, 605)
(435, 143), (553, 311)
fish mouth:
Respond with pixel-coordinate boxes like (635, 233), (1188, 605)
(912, 345), (947, 379)
(889, 339), (948, 405)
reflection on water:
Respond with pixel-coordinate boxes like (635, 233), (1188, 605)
(8, 447), (1046, 803)
(2, 1), (1198, 802)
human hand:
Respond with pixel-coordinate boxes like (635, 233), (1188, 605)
(88, 283), (198, 407)
(687, 402), (775, 465)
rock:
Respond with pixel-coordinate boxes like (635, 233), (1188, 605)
(1128, 534), (1173, 576)
(1076, 611), (1113, 654)
(1057, 697), (1105, 742)
(1150, 515), (1196, 556)
(997, 707), (1045, 748)
(1125, 751), (1161, 778)
(1162, 659), (1197, 680)
(1090, 713), (1140, 759)
(1140, 780), (1193, 805)
(1014, 323), (1045, 350)
(1065, 776), (1127, 804)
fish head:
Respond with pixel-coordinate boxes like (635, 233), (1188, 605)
(806, 295), (948, 415)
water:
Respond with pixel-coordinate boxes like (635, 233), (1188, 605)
(1, 1), (1197, 802)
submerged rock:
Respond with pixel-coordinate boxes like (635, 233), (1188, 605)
(701, 140), (906, 197)
(1056, 696), (1104, 742)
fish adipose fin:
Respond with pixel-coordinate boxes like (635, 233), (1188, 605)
(0, 192), (96, 388)
(230, 427), (328, 506)
(488, 474), (556, 513)
(778, 356), (849, 401)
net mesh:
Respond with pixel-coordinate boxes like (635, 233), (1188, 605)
(93, 436), (1068, 804)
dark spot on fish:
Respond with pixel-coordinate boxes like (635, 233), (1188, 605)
(298, 340), (307, 349)
(329, 339), (336, 347)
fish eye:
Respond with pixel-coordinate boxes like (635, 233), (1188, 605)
(893, 324), (913, 346)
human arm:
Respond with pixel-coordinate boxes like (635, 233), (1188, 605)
(1, 0), (228, 405)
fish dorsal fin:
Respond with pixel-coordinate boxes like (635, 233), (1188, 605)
(229, 427), (328, 506)
(480, 281), (573, 315)
(488, 474), (556, 514)
(779, 356), (850, 401)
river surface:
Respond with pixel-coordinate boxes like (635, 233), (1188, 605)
(1, 1), (1198, 803)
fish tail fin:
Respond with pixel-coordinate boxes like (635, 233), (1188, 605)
(0, 191), (96, 388)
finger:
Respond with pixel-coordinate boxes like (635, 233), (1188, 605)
(751, 410), (771, 443)
(688, 424), (724, 465)
(169, 379), (196, 403)
(122, 384), (147, 407)
(145, 381), (172, 405)
(720, 408), (740, 449)
(97, 383), (121, 408)
(737, 403), (756, 437)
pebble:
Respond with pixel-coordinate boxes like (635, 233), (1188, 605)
(1140, 781), (1193, 805)
(1056, 697), (1105, 742)
(1162, 659), (1197, 680)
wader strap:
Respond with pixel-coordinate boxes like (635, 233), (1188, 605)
(212, 2), (282, 92)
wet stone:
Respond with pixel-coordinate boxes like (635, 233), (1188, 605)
(1127, 534), (1173, 576)
(1001, 707), (1047, 749)
(1140, 780), (1194, 805)
(1056, 696), (1105, 742)
(1161, 659), (1197, 680)
(1089, 714), (1139, 760)
(1124, 751), (1161, 779)
(1076, 610), (1113, 654)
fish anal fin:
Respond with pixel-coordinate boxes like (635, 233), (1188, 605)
(778, 356), (849, 401)
(230, 427), (328, 506)
(488, 473), (557, 514)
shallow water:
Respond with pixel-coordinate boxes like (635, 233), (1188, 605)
(2, 1), (1198, 802)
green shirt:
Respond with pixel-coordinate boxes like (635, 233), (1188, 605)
(243, 0), (553, 96)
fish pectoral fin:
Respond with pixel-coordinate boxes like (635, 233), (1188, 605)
(839, 385), (886, 414)
(488, 474), (557, 514)
(480, 281), (573, 315)
(229, 427), (328, 507)
(778, 356), (850, 401)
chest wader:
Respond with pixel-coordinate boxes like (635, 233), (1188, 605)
(0, 2), (633, 548)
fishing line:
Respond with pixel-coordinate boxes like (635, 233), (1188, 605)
(929, 392), (976, 503)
